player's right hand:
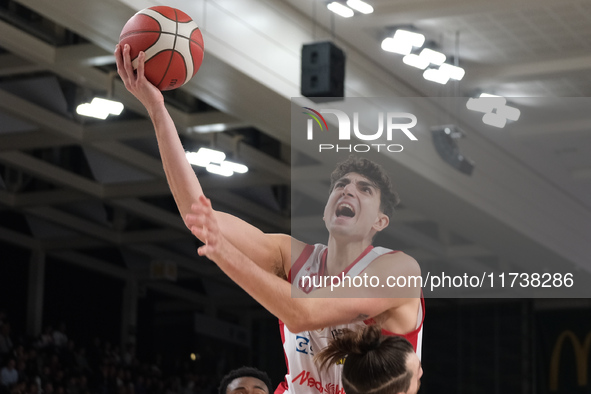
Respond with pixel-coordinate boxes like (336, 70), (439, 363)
(114, 43), (164, 109)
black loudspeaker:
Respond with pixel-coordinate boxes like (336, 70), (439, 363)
(431, 126), (475, 176)
(301, 41), (345, 99)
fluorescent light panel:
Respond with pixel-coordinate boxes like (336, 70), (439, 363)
(91, 98), (123, 115)
(394, 29), (425, 48)
(185, 148), (249, 176)
(186, 147), (226, 167)
(496, 105), (521, 121)
(423, 68), (449, 84)
(327, 2), (354, 17)
(402, 54), (430, 69)
(206, 163), (233, 177)
(222, 160), (248, 174)
(346, 0), (373, 14)
(419, 48), (446, 65)
(438, 63), (465, 81)
(466, 95), (506, 113)
(76, 97), (124, 119)
(381, 37), (412, 55)
(482, 112), (507, 128)
(188, 123), (227, 133)
(382, 29), (425, 55)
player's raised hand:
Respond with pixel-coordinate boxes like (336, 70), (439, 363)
(114, 43), (163, 109)
(186, 195), (228, 261)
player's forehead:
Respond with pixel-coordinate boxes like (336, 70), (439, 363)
(335, 172), (378, 187)
(227, 377), (268, 393)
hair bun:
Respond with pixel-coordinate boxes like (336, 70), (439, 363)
(356, 325), (382, 353)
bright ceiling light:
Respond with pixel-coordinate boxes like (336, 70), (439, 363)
(187, 123), (227, 133)
(186, 147), (226, 167)
(466, 94), (507, 113)
(393, 29), (425, 48)
(419, 48), (446, 65)
(221, 160), (248, 174)
(206, 163), (233, 177)
(91, 98), (123, 115)
(480, 93), (503, 99)
(496, 105), (521, 121)
(381, 37), (412, 55)
(482, 112), (507, 128)
(327, 2), (354, 17)
(382, 29), (425, 55)
(346, 0), (373, 14)
(403, 54), (430, 69)
(76, 103), (109, 120)
(423, 68), (449, 84)
(466, 94), (520, 128)
(186, 148), (248, 176)
(76, 97), (124, 120)
(438, 63), (465, 81)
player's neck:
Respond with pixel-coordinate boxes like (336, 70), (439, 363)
(325, 237), (372, 276)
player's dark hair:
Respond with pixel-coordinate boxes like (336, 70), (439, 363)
(315, 325), (414, 394)
(218, 366), (272, 394)
(329, 155), (400, 218)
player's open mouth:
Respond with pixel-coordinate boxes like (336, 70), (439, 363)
(336, 202), (355, 218)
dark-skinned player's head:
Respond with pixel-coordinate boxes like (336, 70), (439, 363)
(218, 366), (272, 394)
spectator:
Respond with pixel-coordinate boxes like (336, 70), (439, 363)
(122, 344), (135, 367)
(0, 325), (14, 362)
(42, 382), (54, 394)
(0, 311), (6, 329)
(74, 348), (92, 375)
(35, 326), (54, 351)
(0, 359), (18, 387)
(52, 324), (68, 350)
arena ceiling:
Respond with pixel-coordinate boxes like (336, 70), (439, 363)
(0, 0), (590, 319)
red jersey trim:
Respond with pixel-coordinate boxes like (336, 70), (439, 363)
(275, 320), (290, 394)
(288, 244), (315, 283)
(363, 291), (425, 352)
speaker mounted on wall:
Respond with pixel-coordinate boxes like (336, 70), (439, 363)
(301, 41), (345, 101)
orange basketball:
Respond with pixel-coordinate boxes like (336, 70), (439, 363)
(119, 6), (204, 91)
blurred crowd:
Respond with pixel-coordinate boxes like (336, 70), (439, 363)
(0, 311), (217, 394)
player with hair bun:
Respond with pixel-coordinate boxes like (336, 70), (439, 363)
(316, 325), (423, 394)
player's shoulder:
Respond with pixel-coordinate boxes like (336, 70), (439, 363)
(370, 250), (421, 277)
(265, 233), (308, 269)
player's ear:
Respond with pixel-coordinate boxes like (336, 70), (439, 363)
(373, 212), (389, 232)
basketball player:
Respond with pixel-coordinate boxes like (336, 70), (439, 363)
(115, 43), (424, 394)
(316, 325), (422, 394)
(219, 366), (273, 394)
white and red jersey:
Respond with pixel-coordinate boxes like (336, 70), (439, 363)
(275, 244), (425, 394)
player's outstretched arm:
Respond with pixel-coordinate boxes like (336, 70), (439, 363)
(115, 43), (204, 224)
(188, 196), (420, 333)
(114, 44), (288, 274)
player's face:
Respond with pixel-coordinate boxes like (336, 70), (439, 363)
(226, 377), (269, 394)
(324, 172), (389, 239)
(404, 352), (423, 394)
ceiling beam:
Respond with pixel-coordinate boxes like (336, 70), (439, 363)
(49, 250), (130, 280)
(0, 130), (74, 151)
(465, 55), (591, 90)
(0, 53), (46, 76)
